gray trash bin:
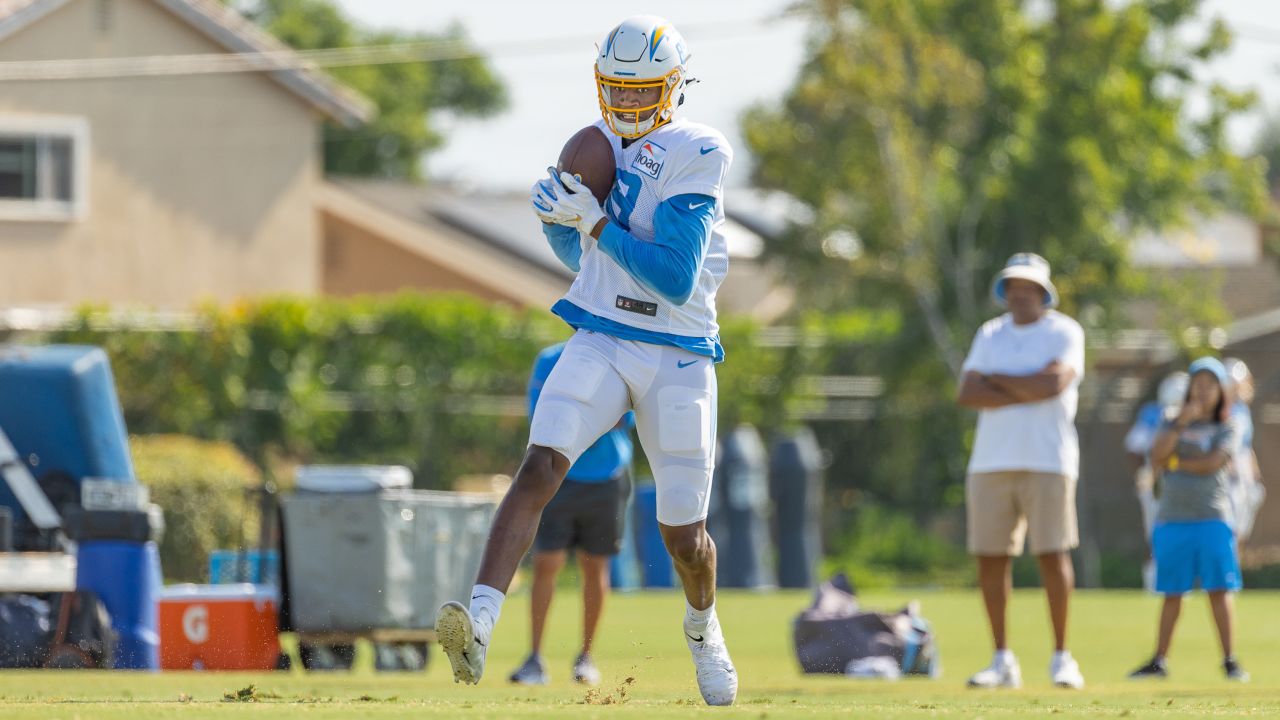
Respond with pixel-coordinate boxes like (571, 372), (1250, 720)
(711, 424), (774, 588)
(281, 489), (495, 632)
(771, 427), (824, 588)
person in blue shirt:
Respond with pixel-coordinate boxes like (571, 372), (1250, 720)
(507, 343), (633, 688)
(1125, 371), (1189, 590)
(1223, 358), (1265, 552)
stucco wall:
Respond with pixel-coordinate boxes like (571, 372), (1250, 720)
(0, 0), (322, 308)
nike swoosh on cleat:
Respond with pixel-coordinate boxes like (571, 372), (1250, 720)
(686, 633), (704, 642)
(677, 359), (698, 368)
(700, 146), (717, 155)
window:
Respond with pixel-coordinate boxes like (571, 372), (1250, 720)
(0, 116), (88, 221)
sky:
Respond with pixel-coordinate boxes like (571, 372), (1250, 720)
(332, 0), (1280, 192)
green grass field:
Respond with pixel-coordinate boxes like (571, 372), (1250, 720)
(2, 588), (1277, 719)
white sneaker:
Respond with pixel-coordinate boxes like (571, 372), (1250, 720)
(685, 613), (738, 706)
(436, 601), (488, 685)
(1051, 652), (1085, 689)
(572, 652), (601, 685)
(967, 652), (1022, 689)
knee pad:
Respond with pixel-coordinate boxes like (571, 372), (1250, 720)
(655, 465), (711, 526)
(528, 401), (583, 462)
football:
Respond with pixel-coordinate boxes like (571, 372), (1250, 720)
(557, 125), (616, 204)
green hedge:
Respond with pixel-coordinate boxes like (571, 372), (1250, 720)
(822, 504), (972, 589)
(46, 294), (987, 584)
(131, 435), (262, 583)
(47, 294), (828, 489)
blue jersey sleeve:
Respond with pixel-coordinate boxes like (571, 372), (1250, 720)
(596, 193), (715, 305)
(541, 223), (583, 272)
(527, 345), (565, 418)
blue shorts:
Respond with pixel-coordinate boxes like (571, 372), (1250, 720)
(1152, 520), (1241, 595)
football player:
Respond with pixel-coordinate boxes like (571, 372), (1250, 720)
(437, 15), (737, 706)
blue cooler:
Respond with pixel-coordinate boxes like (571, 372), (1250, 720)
(633, 484), (674, 588)
(0, 345), (135, 524)
(209, 549), (280, 586)
(76, 540), (162, 670)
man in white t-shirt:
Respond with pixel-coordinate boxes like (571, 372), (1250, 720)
(956, 253), (1086, 690)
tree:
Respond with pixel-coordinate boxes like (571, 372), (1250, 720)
(742, 0), (1267, 515)
(234, 0), (506, 178)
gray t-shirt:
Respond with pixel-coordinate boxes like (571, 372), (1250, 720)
(1156, 418), (1242, 524)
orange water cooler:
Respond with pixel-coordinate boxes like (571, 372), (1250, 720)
(159, 584), (279, 670)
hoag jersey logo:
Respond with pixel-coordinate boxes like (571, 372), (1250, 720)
(632, 140), (667, 179)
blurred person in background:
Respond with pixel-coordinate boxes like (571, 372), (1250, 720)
(507, 343), (634, 687)
(957, 253), (1087, 690)
(1223, 358), (1265, 556)
(1125, 371), (1190, 590)
(1129, 357), (1248, 682)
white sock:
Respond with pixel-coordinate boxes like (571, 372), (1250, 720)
(994, 649), (1015, 666)
(1053, 650), (1072, 663)
(685, 600), (715, 634)
(468, 584), (505, 638)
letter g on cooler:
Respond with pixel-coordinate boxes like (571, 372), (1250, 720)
(183, 604), (209, 644)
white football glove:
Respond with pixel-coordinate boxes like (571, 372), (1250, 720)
(530, 170), (574, 225)
(541, 168), (608, 236)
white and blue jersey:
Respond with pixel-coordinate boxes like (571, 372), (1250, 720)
(1231, 401), (1254, 450)
(1124, 401), (1166, 457)
(541, 118), (733, 361)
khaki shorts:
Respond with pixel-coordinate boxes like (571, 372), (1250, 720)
(966, 471), (1079, 556)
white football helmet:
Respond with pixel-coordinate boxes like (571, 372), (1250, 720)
(1224, 357), (1253, 402)
(1224, 357), (1250, 386)
(1157, 371), (1189, 410)
(595, 15), (691, 139)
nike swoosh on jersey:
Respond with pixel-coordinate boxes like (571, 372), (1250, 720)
(688, 201), (708, 210)
(677, 359), (698, 368)
(699, 146), (717, 155)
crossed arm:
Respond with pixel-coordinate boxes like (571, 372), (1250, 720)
(1148, 411), (1232, 475)
(956, 361), (1077, 410)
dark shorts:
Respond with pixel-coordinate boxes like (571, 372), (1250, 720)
(534, 473), (631, 557)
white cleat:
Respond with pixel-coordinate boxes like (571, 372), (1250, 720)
(436, 601), (487, 685)
(1051, 652), (1085, 689)
(967, 654), (1022, 689)
(685, 614), (738, 706)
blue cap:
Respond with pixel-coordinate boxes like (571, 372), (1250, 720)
(1188, 356), (1228, 386)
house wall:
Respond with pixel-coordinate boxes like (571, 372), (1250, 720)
(321, 211), (529, 306)
(0, 0), (321, 308)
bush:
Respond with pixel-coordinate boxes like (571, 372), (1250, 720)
(1243, 563), (1280, 589)
(822, 504), (971, 589)
(44, 295), (831, 488)
(131, 435), (262, 583)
